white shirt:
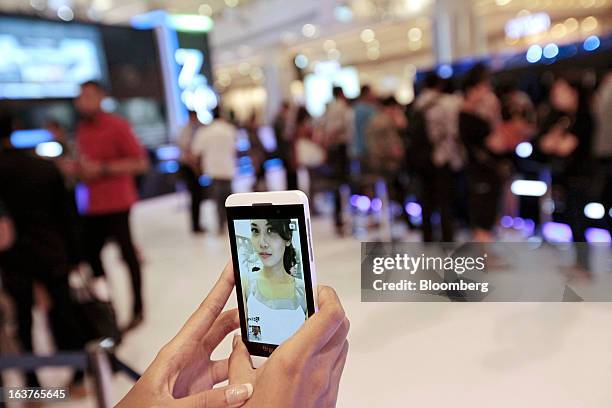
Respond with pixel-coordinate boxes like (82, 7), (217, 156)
(191, 119), (237, 180)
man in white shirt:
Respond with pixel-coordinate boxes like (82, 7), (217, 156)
(177, 111), (203, 233)
(191, 108), (237, 233)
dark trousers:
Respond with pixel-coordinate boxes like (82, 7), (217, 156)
(329, 144), (348, 230)
(180, 164), (202, 231)
(211, 179), (232, 231)
(566, 177), (590, 270)
(1, 262), (84, 387)
(81, 211), (143, 315)
(420, 166), (455, 242)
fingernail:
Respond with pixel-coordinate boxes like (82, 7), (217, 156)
(232, 333), (241, 348)
(226, 383), (253, 406)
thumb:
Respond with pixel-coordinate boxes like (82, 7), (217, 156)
(175, 383), (253, 408)
(229, 334), (256, 384)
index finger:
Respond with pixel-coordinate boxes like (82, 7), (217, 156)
(174, 261), (236, 343)
(284, 285), (345, 357)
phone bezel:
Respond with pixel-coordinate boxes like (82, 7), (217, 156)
(226, 203), (316, 357)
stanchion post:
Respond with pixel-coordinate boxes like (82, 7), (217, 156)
(375, 179), (392, 241)
(87, 338), (115, 408)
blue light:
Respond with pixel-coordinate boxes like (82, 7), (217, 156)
(513, 217), (525, 230)
(199, 174), (212, 187)
(130, 9), (169, 29)
(501, 215), (514, 228)
(585, 228), (611, 243)
(437, 64), (453, 79)
(583, 35), (600, 52)
(543, 43), (559, 59)
(371, 198), (382, 212)
(156, 145), (181, 161)
(526, 45), (543, 63)
(238, 156), (253, 167)
(263, 158), (284, 170)
(334, 5), (353, 23)
(158, 160), (179, 174)
(542, 222), (573, 243)
(405, 202), (422, 217)
(356, 196), (371, 212)
(10, 129), (53, 148)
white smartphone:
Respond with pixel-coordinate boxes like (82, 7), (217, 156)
(225, 191), (318, 366)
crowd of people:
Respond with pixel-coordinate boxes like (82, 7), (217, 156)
(0, 62), (610, 399)
(174, 64), (611, 259)
(263, 65), (612, 255)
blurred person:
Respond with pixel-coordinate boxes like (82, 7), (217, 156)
(459, 64), (504, 242)
(0, 198), (14, 251)
(273, 101), (297, 190)
(178, 111), (204, 233)
(365, 97), (406, 201)
(352, 85), (378, 172)
(245, 112), (267, 191)
(74, 80), (149, 330)
(45, 119), (80, 192)
(292, 107), (323, 198)
(321, 87), (353, 236)
(117, 262), (349, 408)
(192, 107), (237, 234)
(0, 112), (86, 389)
(412, 73), (464, 242)
(538, 76), (595, 276)
(594, 73), (612, 233)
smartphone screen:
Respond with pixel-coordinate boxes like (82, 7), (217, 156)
(227, 204), (316, 356)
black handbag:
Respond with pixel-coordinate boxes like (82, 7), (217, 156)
(70, 270), (122, 345)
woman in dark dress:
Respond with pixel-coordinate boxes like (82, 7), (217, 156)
(459, 65), (505, 242)
(538, 76), (594, 276)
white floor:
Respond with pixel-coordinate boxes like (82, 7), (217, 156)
(11, 193), (612, 407)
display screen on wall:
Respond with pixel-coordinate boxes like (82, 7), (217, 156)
(0, 15), (108, 99)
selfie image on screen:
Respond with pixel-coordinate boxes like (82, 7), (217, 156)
(233, 218), (307, 345)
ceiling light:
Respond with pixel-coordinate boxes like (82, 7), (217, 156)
(495, 0), (512, 5)
(564, 17), (579, 32)
(323, 40), (336, 51)
(57, 5), (74, 21)
(408, 27), (422, 42)
(302, 24), (317, 38)
(198, 4), (213, 16)
(224, 0), (239, 7)
(30, 0), (45, 11)
(360, 29), (375, 43)
(581, 16), (598, 32)
(550, 23), (567, 38)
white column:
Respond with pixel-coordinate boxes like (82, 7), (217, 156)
(433, 0), (487, 64)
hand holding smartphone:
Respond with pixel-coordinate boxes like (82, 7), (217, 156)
(226, 191), (318, 366)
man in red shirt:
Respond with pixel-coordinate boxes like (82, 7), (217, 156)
(75, 81), (149, 330)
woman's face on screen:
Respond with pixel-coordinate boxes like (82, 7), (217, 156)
(251, 219), (286, 268)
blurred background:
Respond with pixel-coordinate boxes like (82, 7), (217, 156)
(0, 0), (611, 406)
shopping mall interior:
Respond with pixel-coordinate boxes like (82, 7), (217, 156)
(0, 0), (611, 407)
